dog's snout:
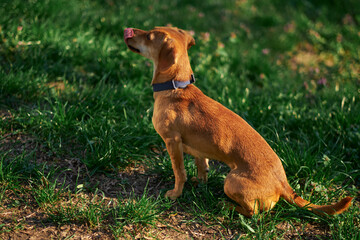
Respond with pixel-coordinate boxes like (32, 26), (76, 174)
(124, 28), (134, 42)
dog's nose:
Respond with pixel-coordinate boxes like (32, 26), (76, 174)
(124, 28), (134, 42)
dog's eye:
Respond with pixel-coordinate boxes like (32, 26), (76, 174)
(146, 33), (151, 41)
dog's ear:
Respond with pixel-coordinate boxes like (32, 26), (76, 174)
(158, 38), (176, 72)
(187, 36), (195, 50)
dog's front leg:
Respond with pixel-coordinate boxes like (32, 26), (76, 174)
(192, 158), (209, 183)
(164, 134), (187, 200)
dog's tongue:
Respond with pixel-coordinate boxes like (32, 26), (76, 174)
(124, 28), (134, 42)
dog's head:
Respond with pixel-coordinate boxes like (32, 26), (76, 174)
(124, 27), (195, 72)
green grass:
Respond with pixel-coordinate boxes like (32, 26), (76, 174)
(110, 187), (172, 238)
(45, 192), (108, 228)
(0, 0), (359, 239)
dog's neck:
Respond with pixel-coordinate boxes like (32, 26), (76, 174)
(151, 52), (193, 85)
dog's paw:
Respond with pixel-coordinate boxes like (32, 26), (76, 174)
(191, 176), (198, 182)
(165, 190), (180, 200)
(190, 177), (200, 187)
(191, 175), (208, 184)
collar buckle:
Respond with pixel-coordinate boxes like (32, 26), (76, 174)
(171, 79), (178, 90)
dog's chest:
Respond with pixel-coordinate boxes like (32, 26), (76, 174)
(152, 98), (178, 134)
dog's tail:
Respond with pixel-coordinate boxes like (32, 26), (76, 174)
(281, 183), (353, 216)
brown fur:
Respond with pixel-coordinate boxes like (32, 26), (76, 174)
(124, 26), (353, 217)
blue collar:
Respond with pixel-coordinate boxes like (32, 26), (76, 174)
(152, 74), (195, 92)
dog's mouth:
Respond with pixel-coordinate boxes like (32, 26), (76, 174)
(127, 44), (140, 53)
(124, 28), (141, 53)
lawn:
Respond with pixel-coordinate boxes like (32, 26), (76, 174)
(0, 0), (359, 239)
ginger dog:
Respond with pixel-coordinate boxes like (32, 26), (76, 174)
(124, 26), (353, 217)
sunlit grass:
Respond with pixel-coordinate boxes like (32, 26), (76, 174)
(0, 0), (359, 238)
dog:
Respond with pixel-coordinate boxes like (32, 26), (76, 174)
(124, 26), (353, 217)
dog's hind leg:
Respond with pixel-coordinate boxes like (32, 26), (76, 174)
(223, 170), (280, 217)
(220, 199), (255, 218)
(223, 171), (255, 217)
